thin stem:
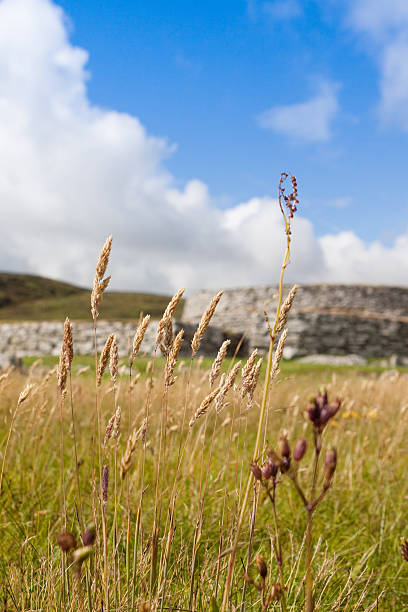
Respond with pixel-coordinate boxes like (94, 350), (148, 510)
(221, 228), (291, 612)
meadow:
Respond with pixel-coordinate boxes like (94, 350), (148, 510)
(1, 175), (407, 611)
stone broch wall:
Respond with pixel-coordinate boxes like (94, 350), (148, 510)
(1, 284), (408, 363)
(182, 284), (408, 359)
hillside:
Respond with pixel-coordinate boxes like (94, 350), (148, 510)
(0, 273), (183, 321)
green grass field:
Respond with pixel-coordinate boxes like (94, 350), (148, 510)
(1, 351), (407, 610)
(0, 273), (183, 320)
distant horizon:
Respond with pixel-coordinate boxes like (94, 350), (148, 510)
(3, 269), (408, 296)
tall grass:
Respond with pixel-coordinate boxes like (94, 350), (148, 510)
(0, 175), (407, 610)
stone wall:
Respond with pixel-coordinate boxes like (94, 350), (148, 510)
(0, 319), (246, 364)
(182, 284), (408, 359)
(2, 284), (408, 364)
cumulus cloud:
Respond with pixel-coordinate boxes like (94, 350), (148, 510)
(257, 81), (340, 143)
(347, 0), (408, 130)
(1, 0), (408, 293)
(319, 231), (408, 286)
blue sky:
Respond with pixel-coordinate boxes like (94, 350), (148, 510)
(56, 0), (406, 242)
(1, 0), (408, 291)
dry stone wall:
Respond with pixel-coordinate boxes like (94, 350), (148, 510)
(182, 284), (408, 359)
(0, 319), (245, 366)
(2, 284), (408, 364)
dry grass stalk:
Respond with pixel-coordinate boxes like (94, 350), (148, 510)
(112, 406), (121, 440)
(191, 291), (223, 357)
(91, 235), (113, 319)
(209, 339), (231, 387)
(189, 387), (221, 427)
(104, 412), (115, 445)
(129, 314), (151, 367)
(57, 318), (74, 396)
(240, 349), (258, 397)
(17, 383), (35, 406)
(165, 330), (184, 389)
(130, 373), (141, 390)
(271, 329), (288, 381)
(160, 319), (174, 357)
(109, 335), (118, 384)
(120, 418), (147, 479)
(276, 284), (298, 334)
(63, 317), (74, 370)
(215, 361), (242, 414)
(97, 334), (115, 386)
(247, 358), (263, 406)
(57, 348), (68, 396)
(155, 288), (185, 346)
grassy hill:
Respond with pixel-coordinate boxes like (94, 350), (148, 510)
(0, 273), (183, 321)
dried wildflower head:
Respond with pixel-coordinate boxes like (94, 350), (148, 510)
(270, 583), (282, 601)
(278, 431), (290, 459)
(305, 391), (341, 432)
(401, 538), (408, 562)
(255, 554), (267, 579)
(293, 438), (307, 462)
(82, 524), (96, 546)
(56, 532), (77, 552)
(262, 459), (278, 481)
(250, 462), (263, 481)
(279, 172), (299, 220)
(324, 448), (337, 484)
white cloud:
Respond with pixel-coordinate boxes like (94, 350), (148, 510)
(319, 231), (408, 286)
(1, 0), (408, 294)
(257, 81), (340, 143)
(347, 0), (408, 130)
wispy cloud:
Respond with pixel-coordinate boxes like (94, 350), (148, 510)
(257, 80), (340, 143)
(347, 0), (408, 130)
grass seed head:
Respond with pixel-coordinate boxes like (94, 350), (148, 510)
(191, 291), (223, 357)
(209, 339), (231, 387)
